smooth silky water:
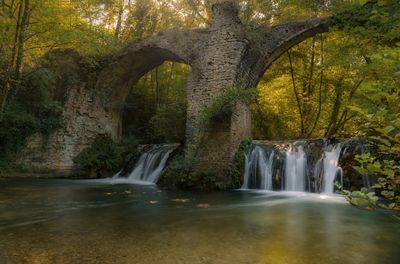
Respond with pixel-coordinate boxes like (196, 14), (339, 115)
(0, 179), (399, 264)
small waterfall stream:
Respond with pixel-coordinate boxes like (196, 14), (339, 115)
(284, 144), (307, 192)
(113, 144), (178, 184)
(241, 145), (275, 190)
(322, 144), (343, 194)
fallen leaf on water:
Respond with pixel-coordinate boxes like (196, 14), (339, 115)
(171, 198), (189, 203)
(196, 203), (210, 208)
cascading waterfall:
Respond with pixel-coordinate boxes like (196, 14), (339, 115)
(284, 144), (307, 192)
(322, 144), (343, 194)
(242, 139), (368, 194)
(112, 144), (178, 184)
(127, 144), (178, 183)
(242, 145), (275, 190)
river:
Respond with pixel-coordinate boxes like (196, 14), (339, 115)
(0, 178), (399, 264)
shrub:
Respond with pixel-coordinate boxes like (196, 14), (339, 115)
(159, 155), (227, 191)
(230, 138), (253, 189)
(74, 136), (122, 178)
(0, 67), (64, 165)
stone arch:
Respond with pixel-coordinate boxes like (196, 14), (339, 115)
(233, 18), (332, 89)
(228, 18), (332, 172)
(23, 1), (335, 177)
(92, 32), (196, 142)
(96, 34), (194, 108)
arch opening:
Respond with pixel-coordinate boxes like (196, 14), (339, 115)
(121, 61), (190, 145)
(93, 42), (192, 143)
(251, 31), (365, 141)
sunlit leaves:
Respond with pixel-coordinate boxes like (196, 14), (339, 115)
(334, 0), (400, 45)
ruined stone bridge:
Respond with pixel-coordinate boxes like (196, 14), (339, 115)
(23, 2), (332, 176)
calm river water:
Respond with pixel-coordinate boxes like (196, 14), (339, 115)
(0, 178), (399, 264)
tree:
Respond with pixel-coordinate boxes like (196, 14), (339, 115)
(0, 0), (32, 113)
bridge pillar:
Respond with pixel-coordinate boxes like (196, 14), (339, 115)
(184, 3), (252, 176)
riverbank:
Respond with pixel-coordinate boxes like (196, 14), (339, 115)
(0, 168), (89, 179)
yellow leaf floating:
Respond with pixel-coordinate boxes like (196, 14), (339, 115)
(171, 198), (189, 203)
(196, 203), (210, 208)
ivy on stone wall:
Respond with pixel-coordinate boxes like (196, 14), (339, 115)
(161, 87), (258, 191)
(230, 137), (253, 189)
(200, 86), (258, 127)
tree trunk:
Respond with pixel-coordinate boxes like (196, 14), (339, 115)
(325, 85), (343, 138)
(0, 87), (9, 114)
(0, 0), (28, 114)
(14, 0), (30, 80)
(306, 36), (316, 97)
(307, 35), (324, 138)
(287, 50), (304, 137)
(114, 0), (124, 42)
(154, 67), (159, 107)
(9, 0), (23, 70)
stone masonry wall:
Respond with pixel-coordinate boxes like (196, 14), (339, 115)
(20, 2), (332, 177)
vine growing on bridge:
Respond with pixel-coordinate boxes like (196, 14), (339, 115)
(173, 86), (258, 190)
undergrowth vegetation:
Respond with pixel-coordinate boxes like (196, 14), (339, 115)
(0, 67), (63, 167)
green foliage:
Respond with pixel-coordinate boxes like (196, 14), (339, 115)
(230, 138), (253, 189)
(333, 0), (400, 46)
(160, 138), (254, 191)
(249, 0), (399, 141)
(159, 86), (258, 188)
(0, 110), (37, 165)
(122, 62), (189, 144)
(17, 68), (64, 135)
(167, 87), (258, 191)
(338, 185), (380, 210)
(119, 136), (140, 159)
(0, 0), (398, 194)
(342, 139), (400, 213)
(0, 67), (63, 165)
(159, 155), (227, 191)
(201, 86), (258, 126)
(150, 102), (186, 143)
(74, 136), (122, 177)
(340, 44), (400, 213)
(253, 29), (370, 140)
(149, 86), (187, 143)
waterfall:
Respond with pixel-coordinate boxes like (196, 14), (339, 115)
(114, 144), (178, 184)
(241, 139), (370, 193)
(126, 144), (178, 183)
(242, 145), (275, 190)
(322, 144), (343, 194)
(284, 144), (307, 192)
